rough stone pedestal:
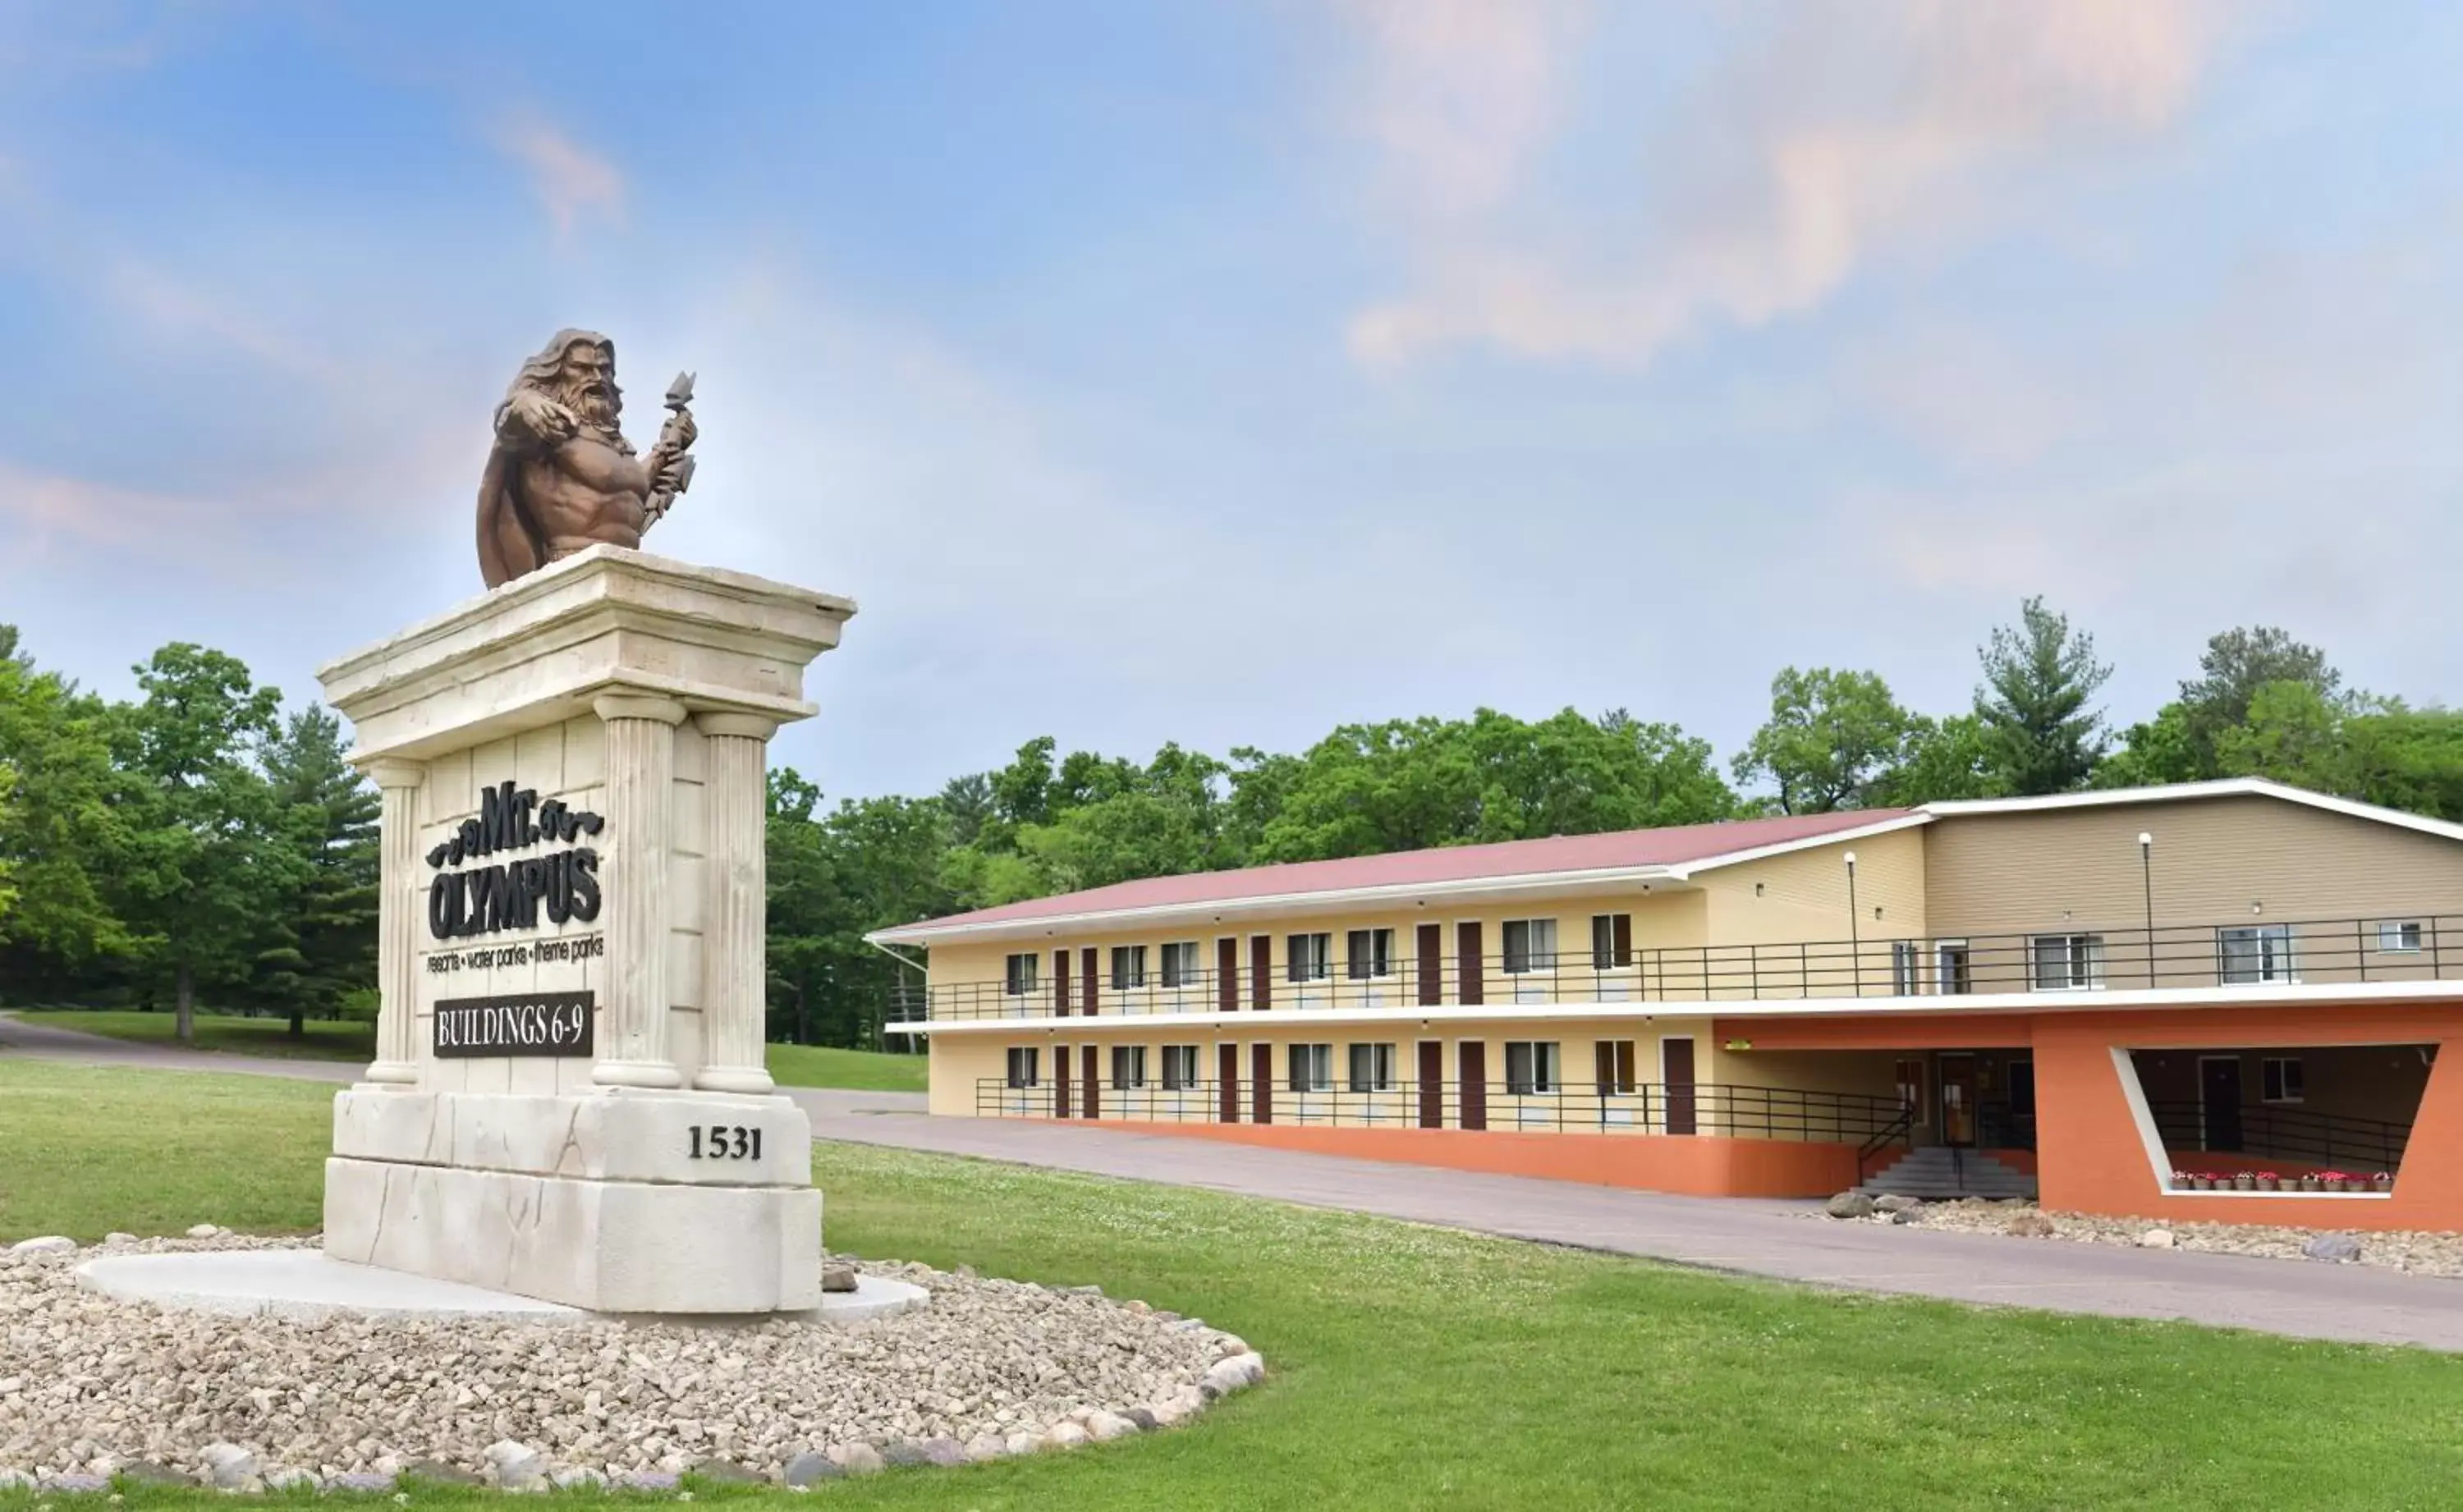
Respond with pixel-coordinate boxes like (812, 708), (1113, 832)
(316, 546), (855, 1313)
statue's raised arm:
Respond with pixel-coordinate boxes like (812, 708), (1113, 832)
(475, 330), (699, 589)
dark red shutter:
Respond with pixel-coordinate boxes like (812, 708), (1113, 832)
(1457, 922), (1484, 1007)
(1053, 1045), (1071, 1118)
(1612, 913), (1634, 969)
(1250, 1043), (1273, 1125)
(1417, 1041), (1443, 1129)
(1054, 949), (1071, 1015)
(1664, 1038), (1696, 1135)
(1250, 936), (1272, 1012)
(1458, 1042), (1487, 1130)
(1218, 1043), (1240, 1121)
(1416, 923), (1442, 1006)
(1081, 1044), (1101, 1119)
(1080, 946), (1099, 1018)
(1218, 937), (1239, 1012)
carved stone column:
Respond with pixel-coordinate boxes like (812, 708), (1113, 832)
(591, 694), (689, 1088)
(695, 712), (779, 1093)
(361, 758), (427, 1088)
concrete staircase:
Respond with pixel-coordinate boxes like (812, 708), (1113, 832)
(1857, 1146), (2038, 1201)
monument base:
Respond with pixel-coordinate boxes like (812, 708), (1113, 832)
(323, 1088), (820, 1313)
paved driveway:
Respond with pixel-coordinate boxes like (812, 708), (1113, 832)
(803, 1109), (2463, 1352)
(17, 1010), (2463, 1350)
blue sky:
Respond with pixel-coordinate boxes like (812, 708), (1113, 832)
(5, 2), (2462, 803)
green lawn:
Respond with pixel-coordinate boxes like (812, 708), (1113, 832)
(765, 1042), (927, 1092)
(6, 1010), (924, 1091)
(6, 1059), (2463, 1509)
(4, 1008), (374, 1061)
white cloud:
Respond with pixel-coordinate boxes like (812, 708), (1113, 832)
(1345, 0), (2235, 366)
(494, 117), (625, 235)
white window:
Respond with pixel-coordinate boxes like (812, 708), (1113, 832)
(1289, 1043), (1333, 1093)
(1110, 1044), (1148, 1090)
(1936, 941), (1973, 995)
(2262, 1056), (2305, 1104)
(1161, 1044), (1202, 1090)
(1502, 919), (1559, 974)
(1287, 932), (1332, 983)
(1345, 928), (1396, 979)
(1159, 941), (1203, 988)
(2218, 924), (2296, 984)
(1590, 914), (1634, 970)
(1346, 1042), (1397, 1093)
(1003, 952), (1039, 996)
(1891, 942), (1919, 996)
(1504, 1040), (1562, 1095)
(1005, 1047), (1039, 1088)
(2030, 932), (2105, 991)
(2380, 921), (2425, 954)
(1110, 945), (1148, 991)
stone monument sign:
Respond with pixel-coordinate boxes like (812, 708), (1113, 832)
(314, 335), (854, 1313)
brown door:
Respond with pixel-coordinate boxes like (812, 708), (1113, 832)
(1080, 947), (1099, 1017)
(1459, 1041), (1488, 1130)
(1250, 1043), (1274, 1124)
(1053, 1044), (1071, 1119)
(1218, 937), (1240, 1013)
(1250, 935), (1273, 1011)
(1218, 1042), (1240, 1122)
(1663, 1038), (1697, 1135)
(1053, 949), (1071, 1015)
(1416, 923), (1443, 1006)
(1417, 1040), (1443, 1128)
(1080, 1045), (1100, 1119)
(1940, 1052), (1977, 1148)
(1457, 922), (1484, 1006)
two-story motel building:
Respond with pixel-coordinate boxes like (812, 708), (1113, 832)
(873, 779), (2463, 1230)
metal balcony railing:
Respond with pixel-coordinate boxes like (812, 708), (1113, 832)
(2145, 1100), (2411, 1172)
(891, 911), (2463, 1023)
(975, 1076), (1910, 1143)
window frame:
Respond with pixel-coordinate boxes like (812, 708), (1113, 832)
(1589, 913), (1635, 971)
(1894, 1056), (1927, 1126)
(2030, 932), (2106, 992)
(1891, 941), (1919, 996)
(2217, 923), (2297, 985)
(2379, 920), (2424, 955)
(1004, 1047), (1040, 1088)
(1287, 932), (1333, 983)
(1003, 952), (1040, 997)
(1160, 1043), (1202, 1091)
(1935, 939), (1973, 996)
(1110, 1043), (1149, 1091)
(1502, 918), (1560, 976)
(1345, 928), (1397, 980)
(1158, 940), (1202, 989)
(1289, 1042), (1334, 1093)
(1346, 1042), (1397, 1093)
(1597, 1038), (1639, 1095)
(1109, 944), (1149, 992)
(2261, 1055), (2305, 1105)
(1503, 1039), (1562, 1096)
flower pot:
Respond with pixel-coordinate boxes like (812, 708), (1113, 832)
(2374, 1177), (2395, 1194)
(2191, 1176), (2213, 1191)
(2298, 1177), (2320, 1192)
(2234, 1176), (2256, 1191)
(2254, 1177), (2278, 1192)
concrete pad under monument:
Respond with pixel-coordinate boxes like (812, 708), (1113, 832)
(299, 543), (855, 1314)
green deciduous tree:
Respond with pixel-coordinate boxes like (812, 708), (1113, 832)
(0, 626), (140, 981)
(1731, 668), (1918, 813)
(1974, 597), (2112, 795)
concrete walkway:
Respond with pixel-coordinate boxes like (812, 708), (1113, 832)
(805, 1109), (2463, 1352)
(18, 1010), (2463, 1350)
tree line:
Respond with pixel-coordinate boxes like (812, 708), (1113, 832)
(7, 601), (2458, 1047)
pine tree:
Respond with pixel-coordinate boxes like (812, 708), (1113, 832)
(256, 706), (380, 1035)
(1973, 597), (2112, 796)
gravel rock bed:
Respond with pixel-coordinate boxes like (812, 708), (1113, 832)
(0, 1234), (1264, 1491)
(1829, 1197), (2463, 1276)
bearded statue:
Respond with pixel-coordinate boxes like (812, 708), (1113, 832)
(475, 330), (698, 589)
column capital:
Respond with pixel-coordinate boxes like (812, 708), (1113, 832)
(695, 711), (781, 742)
(592, 693), (690, 726)
(360, 758), (426, 790)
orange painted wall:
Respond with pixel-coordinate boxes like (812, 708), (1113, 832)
(1071, 1120), (1859, 1198)
(2033, 1001), (2463, 1231)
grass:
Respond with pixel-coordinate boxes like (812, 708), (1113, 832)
(4, 1010), (925, 1091)
(7, 1060), (2463, 1509)
(3, 1007), (374, 1061)
(764, 1042), (927, 1093)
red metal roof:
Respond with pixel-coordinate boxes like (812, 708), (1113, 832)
(880, 809), (1908, 937)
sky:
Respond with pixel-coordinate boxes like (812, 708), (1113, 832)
(4, 1), (2462, 804)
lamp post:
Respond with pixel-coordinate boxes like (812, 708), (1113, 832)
(1845, 850), (1860, 995)
(2139, 832), (2156, 988)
